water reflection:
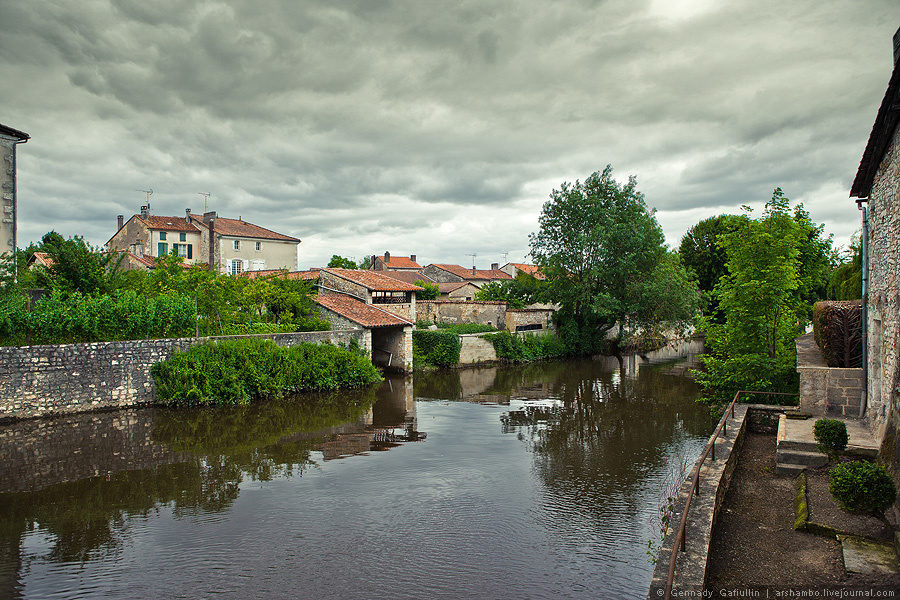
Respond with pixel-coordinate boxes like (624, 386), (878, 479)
(0, 349), (714, 600)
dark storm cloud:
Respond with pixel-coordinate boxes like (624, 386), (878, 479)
(0, 0), (895, 266)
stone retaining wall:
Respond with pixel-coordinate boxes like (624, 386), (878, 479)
(796, 332), (865, 417)
(0, 330), (366, 422)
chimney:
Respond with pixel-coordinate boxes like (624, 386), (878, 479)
(410, 254), (416, 263)
(371, 255), (377, 270)
(472, 266), (477, 276)
(117, 214), (124, 230)
(384, 251), (390, 263)
(203, 211), (217, 224)
(208, 217), (216, 269)
(185, 208), (191, 222)
(140, 205), (150, 218)
(491, 262), (498, 270)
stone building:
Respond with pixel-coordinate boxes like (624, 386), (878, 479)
(0, 123), (29, 274)
(850, 26), (900, 460)
(108, 208), (300, 273)
(370, 252), (421, 271)
(421, 263), (512, 288)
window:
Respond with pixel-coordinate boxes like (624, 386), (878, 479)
(157, 242), (167, 256)
(233, 240), (241, 251)
(231, 259), (243, 274)
(179, 233), (186, 242)
(159, 232), (167, 241)
(371, 291), (411, 304)
(255, 241), (261, 251)
(174, 244), (193, 259)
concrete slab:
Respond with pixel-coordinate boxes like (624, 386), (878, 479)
(777, 414), (878, 455)
(839, 535), (900, 576)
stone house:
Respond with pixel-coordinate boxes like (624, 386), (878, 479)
(849, 25), (900, 456)
(438, 281), (481, 300)
(370, 252), (421, 271)
(499, 262), (545, 280)
(421, 263), (512, 288)
(107, 208), (300, 274)
(0, 123), (29, 272)
(318, 268), (422, 323)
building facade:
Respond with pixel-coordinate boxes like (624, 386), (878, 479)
(0, 123), (29, 273)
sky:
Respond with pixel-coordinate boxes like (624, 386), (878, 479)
(1, 0), (896, 270)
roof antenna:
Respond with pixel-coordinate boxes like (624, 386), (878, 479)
(500, 251), (508, 263)
(198, 192), (211, 212)
(136, 188), (152, 214)
(466, 252), (477, 268)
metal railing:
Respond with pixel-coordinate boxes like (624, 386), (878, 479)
(663, 390), (800, 600)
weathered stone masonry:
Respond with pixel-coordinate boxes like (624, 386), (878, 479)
(0, 330), (366, 422)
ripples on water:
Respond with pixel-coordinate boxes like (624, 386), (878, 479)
(0, 350), (715, 600)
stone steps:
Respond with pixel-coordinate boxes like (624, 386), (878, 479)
(775, 413), (879, 476)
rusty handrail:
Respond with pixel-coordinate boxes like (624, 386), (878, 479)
(663, 390), (799, 599)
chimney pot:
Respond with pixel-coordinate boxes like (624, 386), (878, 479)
(491, 263), (498, 270)
(410, 254), (416, 263)
(472, 266), (476, 276)
(384, 251), (390, 262)
(117, 215), (124, 230)
(185, 208), (191, 222)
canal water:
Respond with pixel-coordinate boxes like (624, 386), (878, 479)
(0, 345), (716, 599)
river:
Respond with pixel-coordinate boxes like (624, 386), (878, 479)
(0, 343), (715, 599)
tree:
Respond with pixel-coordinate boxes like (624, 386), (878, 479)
(679, 214), (744, 317)
(413, 279), (440, 300)
(474, 272), (547, 308)
(29, 231), (124, 295)
(529, 165), (698, 353)
(327, 255), (358, 269)
(828, 234), (862, 300)
(695, 189), (807, 404)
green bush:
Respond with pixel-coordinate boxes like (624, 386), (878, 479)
(412, 330), (461, 367)
(813, 418), (849, 455)
(151, 338), (382, 406)
(482, 330), (569, 362)
(828, 460), (897, 515)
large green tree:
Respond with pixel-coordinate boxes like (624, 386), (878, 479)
(529, 165), (698, 353)
(695, 189), (823, 405)
(26, 231), (124, 295)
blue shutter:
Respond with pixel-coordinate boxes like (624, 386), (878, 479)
(158, 242), (167, 256)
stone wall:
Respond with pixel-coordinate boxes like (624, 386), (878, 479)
(418, 300), (507, 329)
(0, 330), (367, 422)
(458, 334), (498, 364)
(1, 136), (18, 255)
(796, 333), (865, 417)
(505, 308), (557, 332)
(867, 120), (900, 443)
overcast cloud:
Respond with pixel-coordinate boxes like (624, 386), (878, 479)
(1, 0), (895, 268)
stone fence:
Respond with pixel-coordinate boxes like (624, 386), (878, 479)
(796, 332), (864, 417)
(0, 330), (366, 422)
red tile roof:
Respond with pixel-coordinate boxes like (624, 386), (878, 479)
(198, 216), (300, 243)
(377, 270), (433, 285)
(429, 264), (513, 281)
(139, 215), (201, 233)
(380, 254), (421, 269)
(28, 252), (53, 268)
(505, 263), (546, 280)
(437, 282), (474, 293)
(324, 268), (423, 292)
(316, 294), (413, 328)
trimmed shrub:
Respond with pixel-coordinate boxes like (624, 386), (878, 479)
(812, 300), (862, 368)
(151, 338), (382, 406)
(828, 460), (897, 515)
(482, 331), (568, 362)
(412, 330), (461, 367)
(813, 418), (849, 455)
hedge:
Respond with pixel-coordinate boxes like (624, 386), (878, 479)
(412, 330), (461, 367)
(812, 300), (863, 368)
(151, 338), (382, 406)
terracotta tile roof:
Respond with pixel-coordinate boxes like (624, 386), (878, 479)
(28, 252), (53, 268)
(437, 282), (472, 293)
(377, 270), (432, 285)
(139, 215), (201, 233)
(316, 294), (413, 328)
(380, 254), (421, 269)
(505, 263), (546, 280)
(430, 264), (513, 281)
(199, 216), (300, 243)
(324, 268), (423, 292)
(242, 269), (319, 281)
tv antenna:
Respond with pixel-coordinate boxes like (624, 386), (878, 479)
(466, 252), (477, 268)
(500, 251), (509, 263)
(198, 192), (211, 212)
(136, 188), (152, 213)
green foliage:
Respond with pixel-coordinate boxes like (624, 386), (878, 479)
(151, 338), (382, 406)
(482, 330), (569, 362)
(828, 235), (862, 300)
(696, 190), (812, 405)
(0, 289), (195, 345)
(813, 418), (849, 455)
(27, 231), (125, 295)
(678, 214), (743, 316)
(828, 461), (897, 515)
(327, 255), (358, 269)
(474, 273), (547, 308)
(412, 330), (461, 367)
(413, 279), (440, 300)
(529, 165), (698, 352)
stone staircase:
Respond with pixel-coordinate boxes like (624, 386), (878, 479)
(775, 414), (879, 476)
